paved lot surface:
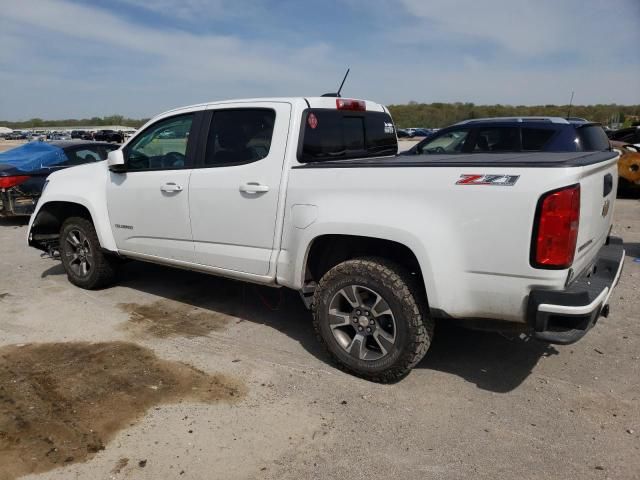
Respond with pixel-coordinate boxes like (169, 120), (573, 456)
(0, 172), (639, 479)
(0, 140), (29, 152)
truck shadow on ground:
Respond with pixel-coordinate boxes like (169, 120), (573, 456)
(623, 242), (640, 259)
(41, 260), (555, 393)
(418, 325), (557, 393)
(0, 217), (29, 227)
(617, 188), (640, 200)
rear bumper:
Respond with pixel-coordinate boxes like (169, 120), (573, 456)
(0, 190), (37, 217)
(527, 237), (625, 345)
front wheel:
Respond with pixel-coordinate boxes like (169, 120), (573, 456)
(59, 217), (118, 290)
(312, 257), (434, 383)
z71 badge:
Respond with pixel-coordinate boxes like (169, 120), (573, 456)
(456, 174), (520, 186)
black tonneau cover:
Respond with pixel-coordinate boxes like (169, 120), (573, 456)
(293, 151), (618, 169)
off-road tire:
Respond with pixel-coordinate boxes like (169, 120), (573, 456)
(60, 217), (118, 290)
(312, 257), (434, 383)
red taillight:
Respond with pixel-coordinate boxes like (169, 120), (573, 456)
(336, 98), (366, 111)
(532, 184), (580, 269)
(0, 175), (30, 189)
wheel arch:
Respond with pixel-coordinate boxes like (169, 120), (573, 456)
(303, 234), (431, 307)
(29, 200), (116, 252)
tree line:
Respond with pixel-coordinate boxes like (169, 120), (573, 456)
(387, 102), (640, 129)
(2, 103), (639, 130)
(0, 115), (148, 129)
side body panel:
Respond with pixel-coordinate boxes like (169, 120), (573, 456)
(104, 106), (203, 262)
(107, 169), (195, 262)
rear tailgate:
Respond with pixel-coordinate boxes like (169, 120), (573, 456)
(570, 153), (619, 278)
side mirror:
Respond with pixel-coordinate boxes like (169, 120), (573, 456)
(107, 149), (126, 172)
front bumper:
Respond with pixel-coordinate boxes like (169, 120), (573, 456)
(527, 237), (625, 345)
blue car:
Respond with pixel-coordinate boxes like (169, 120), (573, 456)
(402, 117), (611, 155)
(0, 141), (118, 216)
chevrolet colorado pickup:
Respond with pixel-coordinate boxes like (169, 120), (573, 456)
(27, 97), (625, 382)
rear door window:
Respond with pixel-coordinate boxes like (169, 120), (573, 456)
(472, 127), (519, 152)
(299, 110), (397, 162)
(576, 125), (611, 151)
(204, 109), (276, 166)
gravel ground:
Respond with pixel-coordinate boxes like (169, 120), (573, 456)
(0, 172), (638, 479)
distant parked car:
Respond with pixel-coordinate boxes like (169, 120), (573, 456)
(0, 141), (118, 216)
(396, 128), (413, 138)
(94, 129), (124, 143)
(7, 132), (27, 140)
(158, 129), (178, 139)
(412, 128), (433, 137)
(50, 132), (72, 141)
(70, 130), (84, 139)
(608, 126), (640, 147)
(402, 117), (611, 155)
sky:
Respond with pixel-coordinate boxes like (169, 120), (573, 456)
(1, 0), (639, 120)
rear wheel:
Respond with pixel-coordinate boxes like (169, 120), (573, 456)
(60, 217), (118, 289)
(312, 257), (434, 383)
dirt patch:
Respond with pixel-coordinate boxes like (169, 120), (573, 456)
(0, 341), (245, 480)
(118, 299), (230, 338)
(111, 457), (129, 474)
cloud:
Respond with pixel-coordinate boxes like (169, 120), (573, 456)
(0, 0), (638, 120)
(397, 0), (639, 57)
(0, 0), (343, 118)
(113, 0), (259, 21)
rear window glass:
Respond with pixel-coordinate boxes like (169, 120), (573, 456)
(577, 125), (610, 151)
(299, 109), (397, 162)
(521, 128), (556, 151)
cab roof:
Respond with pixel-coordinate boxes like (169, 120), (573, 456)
(159, 97), (388, 117)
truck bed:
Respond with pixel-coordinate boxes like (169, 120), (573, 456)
(285, 148), (619, 323)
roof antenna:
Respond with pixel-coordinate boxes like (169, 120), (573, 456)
(321, 68), (350, 97)
(566, 90), (574, 119)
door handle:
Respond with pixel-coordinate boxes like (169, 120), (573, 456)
(160, 182), (183, 192)
(239, 182), (269, 194)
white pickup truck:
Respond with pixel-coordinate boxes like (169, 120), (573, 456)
(27, 97), (625, 382)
